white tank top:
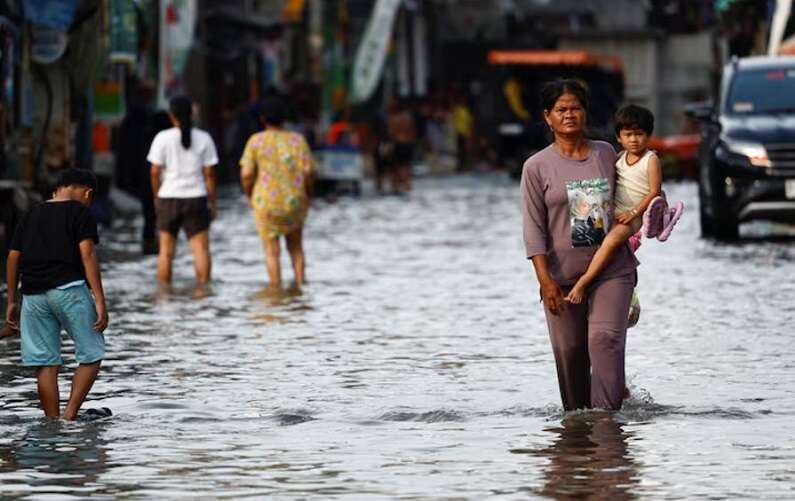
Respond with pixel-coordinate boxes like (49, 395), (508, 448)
(614, 150), (654, 214)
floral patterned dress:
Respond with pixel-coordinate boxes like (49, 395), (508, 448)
(239, 129), (314, 239)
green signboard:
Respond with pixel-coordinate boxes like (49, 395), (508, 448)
(111, 0), (138, 64)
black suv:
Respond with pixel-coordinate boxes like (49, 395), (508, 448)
(687, 56), (795, 239)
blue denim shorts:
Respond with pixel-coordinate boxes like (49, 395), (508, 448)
(20, 284), (105, 366)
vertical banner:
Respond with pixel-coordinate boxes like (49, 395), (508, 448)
(412, 11), (427, 97)
(110, 0), (138, 64)
(157, 0), (196, 108)
(351, 0), (401, 103)
(396, 13), (410, 97)
(769, 0), (793, 55)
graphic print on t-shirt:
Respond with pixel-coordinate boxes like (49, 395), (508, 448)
(565, 177), (610, 247)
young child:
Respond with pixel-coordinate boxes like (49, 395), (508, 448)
(565, 104), (684, 304)
(5, 169), (109, 420)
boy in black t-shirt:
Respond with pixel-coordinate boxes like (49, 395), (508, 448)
(5, 169), (109, 420)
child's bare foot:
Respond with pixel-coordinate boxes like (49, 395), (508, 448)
(565, 284), (586, 304)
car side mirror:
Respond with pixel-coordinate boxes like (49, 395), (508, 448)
(684, 102), (715, 122)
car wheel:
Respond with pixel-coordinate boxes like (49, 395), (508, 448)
(711, 179), (740, 241)
(713, 213), (739, 240)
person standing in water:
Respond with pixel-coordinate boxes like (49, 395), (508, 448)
(6, 169), (109, 420)
(239, 97), (315, 288)
(387, 98), (416, 193)
(520, 79), (638, 411)
(148, 96), (219, 285)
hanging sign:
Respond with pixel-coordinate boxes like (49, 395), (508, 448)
(31, 27), (69, 64)
(25, 0), (78, 30)
(350, 0), (401, 103)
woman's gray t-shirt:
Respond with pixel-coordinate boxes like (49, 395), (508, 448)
(520, 140), (638, 286)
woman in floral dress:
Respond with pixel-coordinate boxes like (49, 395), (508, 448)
(240, 97), (314, 288)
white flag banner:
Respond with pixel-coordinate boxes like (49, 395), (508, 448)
(158, 0), (197, 108)
(769, 0), (793, 55)
(351, 0), (402, 103)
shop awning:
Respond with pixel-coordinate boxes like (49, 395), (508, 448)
(487, 50), (623, 72)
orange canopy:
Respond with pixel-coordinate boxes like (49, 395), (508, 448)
(487, 50), (623, 73)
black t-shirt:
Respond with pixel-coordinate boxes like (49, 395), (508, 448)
(9, 200), (99, 294)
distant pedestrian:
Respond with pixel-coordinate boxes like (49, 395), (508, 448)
(452, 94), (474, 172)
(239, 97), (315, 288)
(5, 169), (109, 420)
(520, 79), (638, 411)
(148, 96), (219, 285)
(565, 104), (684, 304)
(387, 98), (416, 193)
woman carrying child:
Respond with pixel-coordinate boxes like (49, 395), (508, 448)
(521, 79), (638, 411)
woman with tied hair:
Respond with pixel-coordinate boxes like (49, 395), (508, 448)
(520, 79), (638, 411)
(148, 95), (219, 285)
(239, 96), (315, 289)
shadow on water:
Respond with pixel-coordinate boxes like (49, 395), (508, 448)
(512, 413), (641, 500)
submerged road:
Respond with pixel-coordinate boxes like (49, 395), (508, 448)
(1, 175), (794, 498)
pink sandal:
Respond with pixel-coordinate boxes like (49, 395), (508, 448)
(642, 196), (667, 238)
(657, 201), (684, 242)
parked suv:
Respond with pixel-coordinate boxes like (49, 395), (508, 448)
(687, 56), (795, 239)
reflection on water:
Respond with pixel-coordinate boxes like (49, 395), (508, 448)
(515, 413), (640, 500)
(1, 179), (794, 498)
(0, 419), (110, 495)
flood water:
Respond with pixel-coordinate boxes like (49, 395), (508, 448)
(1, 176), (794, 499)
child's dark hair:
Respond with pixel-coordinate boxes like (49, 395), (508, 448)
(259, 96), (287, 127)
(169, 95), (193, 149)
(55, 168), (98, 192)
(540, 79), (591, 113)
(615, 104), (654, 136)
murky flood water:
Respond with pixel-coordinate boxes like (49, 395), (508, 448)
(1, 176), (794, 499)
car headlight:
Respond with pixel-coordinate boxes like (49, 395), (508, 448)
(724, 141), (771, 167)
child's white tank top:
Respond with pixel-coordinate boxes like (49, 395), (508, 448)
(614, 149), (654, 214)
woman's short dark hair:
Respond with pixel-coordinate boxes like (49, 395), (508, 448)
(260, 97), (287, 126)
(614, 104), (654, 136)
(55, 168), (97, 192)
(540, 79), (591, 113)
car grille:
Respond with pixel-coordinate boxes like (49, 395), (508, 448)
(765, 143), (795, 170)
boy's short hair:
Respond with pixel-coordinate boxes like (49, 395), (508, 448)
(615, 104), (654, 136)
(55, 169), (98, 192)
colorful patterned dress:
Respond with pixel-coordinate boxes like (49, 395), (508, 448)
(239, 129), (314, 239)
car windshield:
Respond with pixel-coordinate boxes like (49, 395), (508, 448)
(726, 68), (795, 115)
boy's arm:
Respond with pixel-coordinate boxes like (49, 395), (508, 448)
(5, 250), (21, 330)
(617, 154), (663, 224)
(79, 239), (108, 332)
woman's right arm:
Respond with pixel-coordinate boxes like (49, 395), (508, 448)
(531, 255), (565, 315)
(521, 161), (564, 314)
(150, 164), (162, 209)
(239, 136), (257, 201)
